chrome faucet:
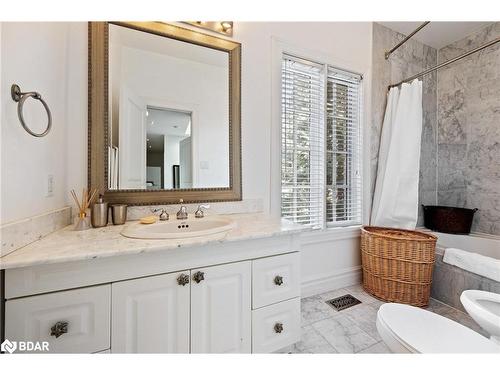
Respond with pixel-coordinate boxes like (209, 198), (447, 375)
(153, 208), (169, 221)
(195, 204), (210, 218)
(176, 199), (188, 220)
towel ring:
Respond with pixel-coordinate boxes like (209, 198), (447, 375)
(11, 84), (52, 137)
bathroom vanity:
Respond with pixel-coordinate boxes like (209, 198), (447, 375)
(1, 214), (304, 353)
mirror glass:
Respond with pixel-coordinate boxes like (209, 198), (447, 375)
(108, 23), (230, 190)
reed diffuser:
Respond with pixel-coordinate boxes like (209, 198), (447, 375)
(71, 188), (98, 231)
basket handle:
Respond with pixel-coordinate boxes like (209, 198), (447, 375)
(472, 208), (479, 212)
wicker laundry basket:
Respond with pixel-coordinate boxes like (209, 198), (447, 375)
(361, 226), (437, 307)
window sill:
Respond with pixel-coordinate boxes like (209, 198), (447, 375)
(300, 224), (362, 245)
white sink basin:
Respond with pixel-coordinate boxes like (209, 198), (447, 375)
(121, 216), (235, 240)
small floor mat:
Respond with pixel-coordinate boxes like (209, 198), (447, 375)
(326, 294), (362, 311)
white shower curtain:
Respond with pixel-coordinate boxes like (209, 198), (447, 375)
(371, 80), (423, 229)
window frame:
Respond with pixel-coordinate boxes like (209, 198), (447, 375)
(271, 40), (366, 231)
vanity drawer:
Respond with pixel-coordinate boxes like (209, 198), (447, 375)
(252, 252), (300, 308)
(252, 298), (300, 353)
(5, 285), (111, 353)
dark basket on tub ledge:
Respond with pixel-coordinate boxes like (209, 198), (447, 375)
(422, 205), (478, 234)
(361, 226), (437, 307)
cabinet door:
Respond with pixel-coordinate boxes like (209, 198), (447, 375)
(5, 285), (110, 354)
(111, 271), (190, 353)
(191, 261), (251, 353)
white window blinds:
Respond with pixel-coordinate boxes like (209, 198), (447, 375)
(326, 67), (362, 226)
(281, 55), (325, 228)
(281, 54), (362, 229)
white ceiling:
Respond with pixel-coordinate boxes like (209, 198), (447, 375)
(378, 22), (493, 49)
(146, 108), (191, 152)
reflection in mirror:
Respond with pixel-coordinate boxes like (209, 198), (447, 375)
(108, 23), (230, 191)
(146, 108), (192, 190)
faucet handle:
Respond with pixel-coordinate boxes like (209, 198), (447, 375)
(195, 204), (210, 218)
(152, 207), (169, 221)
(176, 199), (188, 220)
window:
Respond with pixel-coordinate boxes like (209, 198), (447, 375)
(281, 54), (362, 229)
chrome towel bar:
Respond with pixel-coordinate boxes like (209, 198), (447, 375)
(11, 83), (52, 137)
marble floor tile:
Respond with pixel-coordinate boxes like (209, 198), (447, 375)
(312, 315), (378, 353)
(369, 299), (385, 309)
(340, 303), (382, 341)
(426, 298), (488, 337)
(281, 284), (488, 354)
(442, 309), (489, 337)
(276, 325), (337, 354)
(344, 284), (380, 304)
(301, 295), (337, 326)
(358, 341), (391, 354)
(426, 298), (453, 315)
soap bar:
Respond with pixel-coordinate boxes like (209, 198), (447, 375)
(140, 215), (157, 224)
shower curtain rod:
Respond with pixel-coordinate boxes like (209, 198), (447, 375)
(385, 21), (430, 59)
(388, 37), (500, 90)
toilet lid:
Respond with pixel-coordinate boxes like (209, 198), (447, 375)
(378, 303), (500, 353)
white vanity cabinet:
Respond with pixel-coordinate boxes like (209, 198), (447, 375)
(111, 271), (191, 353)
(191, 261), (251, 353)
(3, 232), (302, 354)
(111, 262), (252, 354)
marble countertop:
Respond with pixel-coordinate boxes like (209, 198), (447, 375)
(0, 214), (307, 270)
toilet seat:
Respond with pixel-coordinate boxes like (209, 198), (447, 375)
(376, 303), (500, 353)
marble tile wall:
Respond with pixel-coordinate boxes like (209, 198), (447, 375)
(371, 23), (438, 226)
(437, 22), (500, 235)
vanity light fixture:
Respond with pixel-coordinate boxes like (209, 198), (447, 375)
(184, 21), (233, 37)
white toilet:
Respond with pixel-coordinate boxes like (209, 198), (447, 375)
(376, 303), (500, 353)
(461, 290), (500, 345)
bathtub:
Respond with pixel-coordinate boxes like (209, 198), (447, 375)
(426, 230), (500, 312)
(434, 232), (500, 260)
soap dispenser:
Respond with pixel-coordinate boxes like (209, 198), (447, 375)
(91, 194), (108, 228)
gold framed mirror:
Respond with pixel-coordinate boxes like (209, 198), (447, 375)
(88, 22), (241, 205)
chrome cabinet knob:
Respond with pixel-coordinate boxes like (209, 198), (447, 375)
(177, 273), (190, 286)
(193, 271), (205, 283)
(274, 322), (284, 334)
(274, 275), (283, 286)
(50, 321), (68, 338)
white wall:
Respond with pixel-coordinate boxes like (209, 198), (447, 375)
(1, 22), (87, 224)
(164, 134), (181, 189)
(1, 22), (373, 294)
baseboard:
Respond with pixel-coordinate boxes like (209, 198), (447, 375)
(301, 266), (362, 298)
